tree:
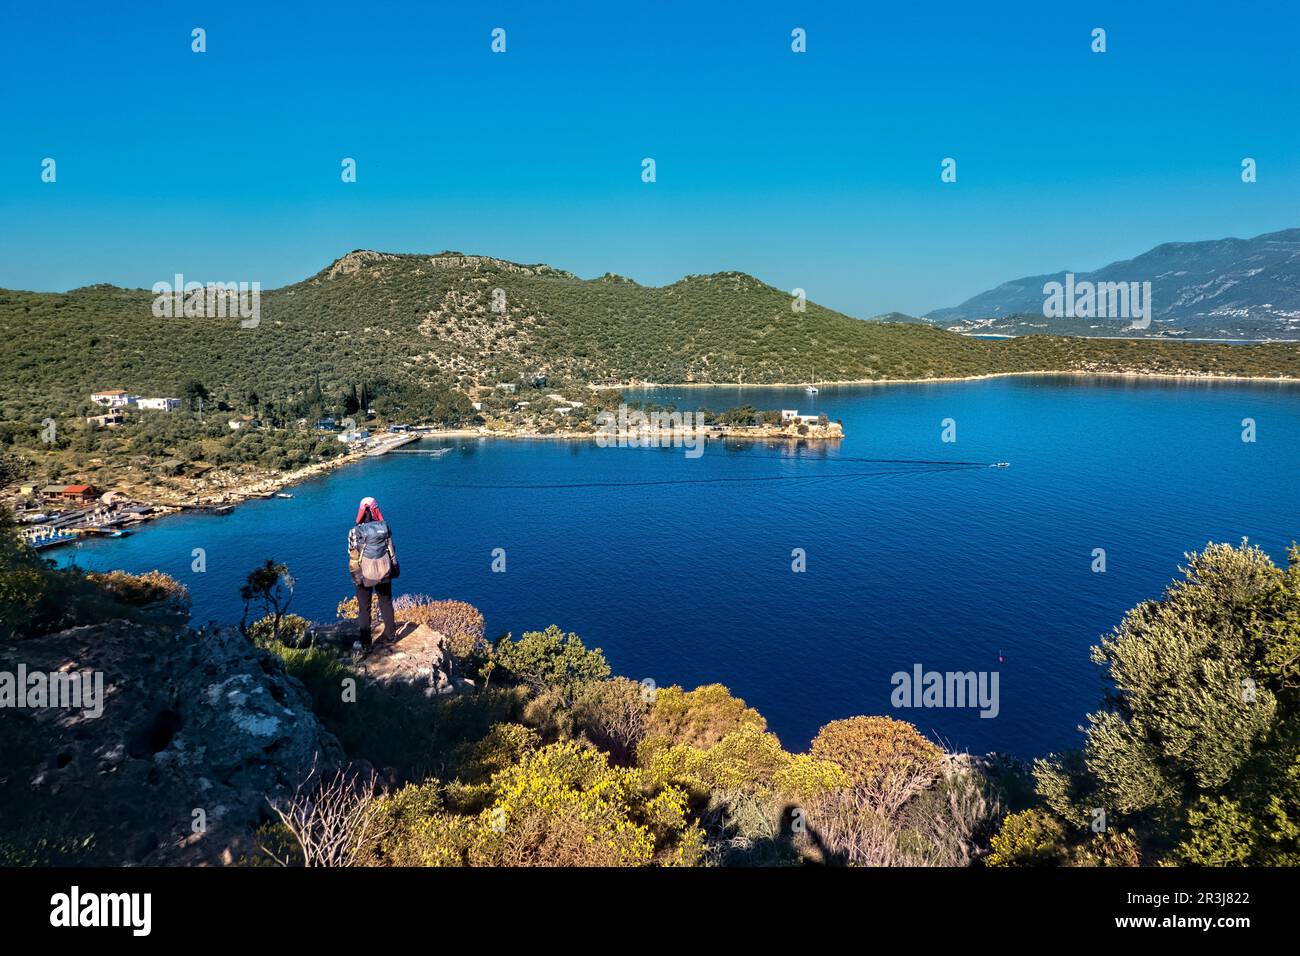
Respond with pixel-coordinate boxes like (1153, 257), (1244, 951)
(0, 451), (31, 488)
(570, 678), (648, 764)
(239, 560), (295, 642)
(999, 541), (1300, 866)
(0, 508), (58, 641)
(181, 379), (210, 412)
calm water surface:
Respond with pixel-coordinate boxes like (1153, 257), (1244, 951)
(58, 376), (1300, 758)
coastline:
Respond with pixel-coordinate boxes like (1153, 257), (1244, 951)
(46, 420), (844, 539)
(33, 366), (1299, 543)
(604, 368), (1300, 390)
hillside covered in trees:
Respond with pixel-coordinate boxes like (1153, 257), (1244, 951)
(5, 250), (1300, 429)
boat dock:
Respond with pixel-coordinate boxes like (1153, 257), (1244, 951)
(20, 525), (132, 550)
(365, 433), (422, 457)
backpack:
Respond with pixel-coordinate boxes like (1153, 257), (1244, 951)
(349, 521), (399, 587)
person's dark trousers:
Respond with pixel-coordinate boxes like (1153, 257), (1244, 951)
(356, 580), (396, 648)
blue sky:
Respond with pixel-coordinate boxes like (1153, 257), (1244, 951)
(1, 0), (1296, 317)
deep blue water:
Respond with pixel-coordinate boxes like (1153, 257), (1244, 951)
(56, 376), (1300, 758)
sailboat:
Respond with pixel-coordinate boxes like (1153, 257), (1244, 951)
(804, 369), (819, 395)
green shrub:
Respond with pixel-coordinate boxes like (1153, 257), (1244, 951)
(248, 612), (310, 648)
(86, 569), (189, 608)
(493, 625), (610, 697)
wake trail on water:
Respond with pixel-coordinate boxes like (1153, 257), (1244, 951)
(419, 454), (1003, 491)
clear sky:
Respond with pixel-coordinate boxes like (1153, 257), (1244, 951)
(2, 0), (1296, 317)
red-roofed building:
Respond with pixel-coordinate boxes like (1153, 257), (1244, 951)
(59, 485), (98, 502)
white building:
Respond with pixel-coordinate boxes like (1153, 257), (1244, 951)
(136, 397), (181, 411)
(781, 409), (820, 425)
(90, 389), (139, 407)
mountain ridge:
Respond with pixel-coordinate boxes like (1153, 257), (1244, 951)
(5, 248), (1300, 429)
(922, 227), (1300, 340)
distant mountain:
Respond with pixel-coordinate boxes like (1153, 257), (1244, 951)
(922, 228), (1300, 340)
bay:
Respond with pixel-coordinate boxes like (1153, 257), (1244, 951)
(57, 375), (1300, 758)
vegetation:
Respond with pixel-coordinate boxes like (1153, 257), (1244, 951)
(248, 586), (1009, 867)
(6, 253), (1300, 410)
(5, 501), (1299, 867)
(5, 250), (1297, 498)
(0, 508), (188, 642)
(988, 540), (1300, 866)
(337, 594), (487, 663)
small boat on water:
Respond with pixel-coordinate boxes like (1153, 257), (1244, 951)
(80, 527), (131, 538)
(275, 493), (294, 499)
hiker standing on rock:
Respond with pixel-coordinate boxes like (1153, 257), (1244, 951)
(348, 496), (399, 653)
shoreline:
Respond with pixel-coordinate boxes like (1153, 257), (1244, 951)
(34, 366), (1300, 545)
(603, 368), (1300, 390)
(48, 422), (844, 541)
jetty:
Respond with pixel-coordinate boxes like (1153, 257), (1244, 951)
(365, 433), (421, 456)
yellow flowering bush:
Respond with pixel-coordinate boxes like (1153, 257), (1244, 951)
(460, 722), (541, 781)
(811, 716), (944, 799)
(986, 809), (1068, 867)
(643, 683), (766, 750)
(247, 612), (311, 648)
(773, 753), (851, 803)
(371, 741), (704, 867)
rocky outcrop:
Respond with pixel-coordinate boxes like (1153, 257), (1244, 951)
(325, 249), (400, 279)
(0, 619), (343, 866)
(709, 420), (845, 441)
(359, 623), (458, 695)
(309, 621), (461, 696)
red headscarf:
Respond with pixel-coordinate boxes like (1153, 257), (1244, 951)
(355, 496), (384, 524)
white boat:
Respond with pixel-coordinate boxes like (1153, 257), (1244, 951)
(275, 493), (294, 499)
(804, 384), (819, 395)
